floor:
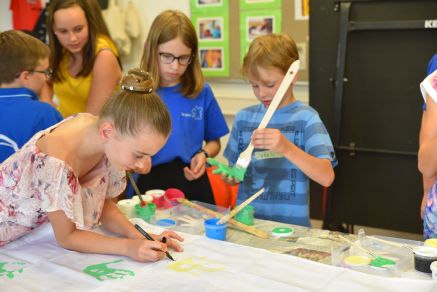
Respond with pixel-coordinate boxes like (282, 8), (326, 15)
(310, 219), (423, 241)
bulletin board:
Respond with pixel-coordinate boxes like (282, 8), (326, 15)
(191, 0), (309, 81)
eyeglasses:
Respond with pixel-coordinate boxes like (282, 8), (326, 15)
(158, 52), (193, 65)
(30, 69), (53, 80)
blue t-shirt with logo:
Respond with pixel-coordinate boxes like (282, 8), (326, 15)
(152, 83), (229, 166)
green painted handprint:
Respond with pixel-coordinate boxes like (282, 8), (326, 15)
(207, 158), (246, 181)
(0, 261), (25, 279)
(83, 259), (135, 281)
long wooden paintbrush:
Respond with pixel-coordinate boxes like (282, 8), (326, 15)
(232, 60), (300, 181)
(216, 188), (264, 225)
(127, 172), (146, 207)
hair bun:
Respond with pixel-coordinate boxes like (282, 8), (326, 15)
(121, 68), (154, 93)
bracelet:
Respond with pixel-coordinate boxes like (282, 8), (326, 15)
(196, 149), (209, 158)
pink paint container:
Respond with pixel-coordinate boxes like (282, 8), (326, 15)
(163, 188), (186, 209)
(146, 189), (166, 208)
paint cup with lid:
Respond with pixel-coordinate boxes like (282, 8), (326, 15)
(146, 189), (166, 209)
(116, 199), (137, 218)
(204, 218), (227, 241)
(431, 261), (437, 280)
(413, 246), (437, 273)
(163, 188), (185, 209)
(132, 194), (154, 205)
(235, 205), (255, 226)
(135, 202), (156, 223)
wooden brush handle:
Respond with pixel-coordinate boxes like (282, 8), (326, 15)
(257, 60), (300, 130)
(217, 188), (265, 224)
(178, 199), (270, 239)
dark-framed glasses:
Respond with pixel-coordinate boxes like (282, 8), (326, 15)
(30, 69), (53, 80)
(159, 52), (193, 65)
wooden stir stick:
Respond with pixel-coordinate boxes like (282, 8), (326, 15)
(216, 188), (265, 225)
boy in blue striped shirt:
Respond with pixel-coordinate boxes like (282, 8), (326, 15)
(223, 33), (337, 226)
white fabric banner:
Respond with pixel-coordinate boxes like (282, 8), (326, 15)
(0, 219), (436, 291)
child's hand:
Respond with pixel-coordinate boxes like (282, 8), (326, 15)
(251, 128), (290, 155)
(126, 238), (169, 262)
(153, 230), (184, 252)
(183, 153), (206, 181)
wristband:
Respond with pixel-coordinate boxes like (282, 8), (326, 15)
(196, 149), (209, 158)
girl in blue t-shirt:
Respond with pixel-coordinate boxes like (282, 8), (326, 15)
(136, 10), (229, 204)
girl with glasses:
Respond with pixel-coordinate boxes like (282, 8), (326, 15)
(136, 10), (229, 205)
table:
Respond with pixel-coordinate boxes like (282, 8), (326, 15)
(1, 204), (436, 291)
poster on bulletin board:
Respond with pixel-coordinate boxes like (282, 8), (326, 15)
(240, 0), (282, 10)
(191, 1), (230, 77)
(191, 0), (229, 13)
(239, 9), (282, 62)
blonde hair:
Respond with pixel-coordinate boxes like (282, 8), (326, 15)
(140, 10), (204, 98)
(100, 68), (171, 137)
(242, 33), (299, 80)
(0, 30), (50, 84)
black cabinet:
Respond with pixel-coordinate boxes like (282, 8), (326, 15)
(309, 0), (437, 233)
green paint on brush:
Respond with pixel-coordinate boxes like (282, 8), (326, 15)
(83, 259), (135, 281)
(207, 158), (247, 181)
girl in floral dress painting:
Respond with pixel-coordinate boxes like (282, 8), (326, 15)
(0, 68), (183, 261)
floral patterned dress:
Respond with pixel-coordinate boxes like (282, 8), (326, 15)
(0, 118), (126, 245)
(422, 69), (437, 238)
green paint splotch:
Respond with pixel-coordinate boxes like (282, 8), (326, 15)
(168, 256), (225, 276)
(0, 261), (25, 279)
(83, 259), (135, 281)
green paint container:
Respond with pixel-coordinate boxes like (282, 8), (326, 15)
(135, 203), (156, 223)
(235, 205), (255, 226)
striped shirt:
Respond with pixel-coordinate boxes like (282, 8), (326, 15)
(224, 101), (337, 226)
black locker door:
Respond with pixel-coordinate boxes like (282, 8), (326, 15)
(309, 0), (437, 233)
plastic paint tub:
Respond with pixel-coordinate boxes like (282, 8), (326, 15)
(204, 218), (227, 241)
(163, 188), (185, 209)
(271, 227), (294, 237)
(116, 199), (137, 218)
(431, 261), (437, 280)
(146, 189), (166, 208)
(413, 246), (437, 273)
(155, 218), (177, 228)
(132, 194), (153, 204)
(135, 203), (156, 223)
(235, 205), (255, 226)
(425, 239), (437, 248)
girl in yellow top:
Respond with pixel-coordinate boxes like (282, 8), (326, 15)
(44, 0), (121, 117)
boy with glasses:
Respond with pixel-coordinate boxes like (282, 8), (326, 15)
(0, 30), (62, 163)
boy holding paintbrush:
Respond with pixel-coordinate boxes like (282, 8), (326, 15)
(215, 33), (337, 227)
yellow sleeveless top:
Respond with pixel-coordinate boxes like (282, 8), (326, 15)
(53, 35), (119, 117)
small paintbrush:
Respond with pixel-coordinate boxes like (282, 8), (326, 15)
(127, 172), (146, 207)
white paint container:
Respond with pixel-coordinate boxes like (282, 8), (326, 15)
(431, 261), (437, 280)
(132, 194), (154, 204)
(413, 246), (437, 273)
(116, 199), (137, 218)
(146, 189), (166, 208)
